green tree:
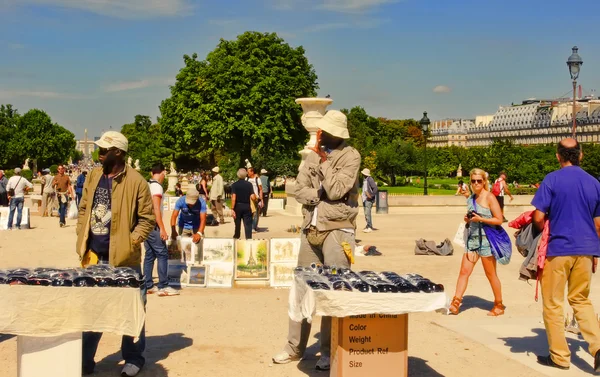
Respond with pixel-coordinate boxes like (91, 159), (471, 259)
(120, 115), (172, 172)
(5, 108), (76, 169)
(0, 104), (21, 167)
(159, 31), (318, 167)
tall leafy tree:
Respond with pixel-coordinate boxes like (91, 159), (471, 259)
(120, 115), (172, 171)
(2, 108), (76, 169)
(159, 31), (318, 167)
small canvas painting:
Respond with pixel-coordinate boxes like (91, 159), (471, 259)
(167, 262), (188, 287)
(187, 265), (208, 287)
(206, 262), (234, 288)
(177, 236), (198, 265)
(200, 238), (235, 265)
(235, 239), (269, 280)
(270, 238), (301, 263)
(270, 262), (297, 288)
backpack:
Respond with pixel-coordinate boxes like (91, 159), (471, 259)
(491, 179), (502, 196)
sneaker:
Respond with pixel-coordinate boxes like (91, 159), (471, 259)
(6, 228), (11, 231)
(121, 363), (141, 376)
(315, 356), (330, 371)
(362, 227), (373, 233)
(147, 286), (159, 295)
(272, 351), (300, 364)
(157, 286), (180, 297)
(60, 223), (65, 228)
(16, 226), (21, 230)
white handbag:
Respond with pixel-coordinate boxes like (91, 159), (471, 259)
(453, 222), (468, 248)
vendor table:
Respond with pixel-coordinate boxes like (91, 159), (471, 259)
(0, 285), (145, 377)
(289, 276), (447, 377)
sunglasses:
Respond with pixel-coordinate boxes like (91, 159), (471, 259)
(471, 179), (483, 184)
(98, 147), (118, 155)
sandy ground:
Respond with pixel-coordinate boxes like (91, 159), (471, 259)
(0, 205), (598, 377)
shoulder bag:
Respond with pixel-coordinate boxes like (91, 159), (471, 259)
(472, 196), (512, 265)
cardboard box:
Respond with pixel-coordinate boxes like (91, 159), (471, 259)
(331, 314), (408, 377)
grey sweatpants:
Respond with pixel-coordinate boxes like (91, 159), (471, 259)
(283, 229), (353, 358)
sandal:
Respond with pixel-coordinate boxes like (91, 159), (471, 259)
(449, 296), (462, 315)
(487, 301), (505, 316)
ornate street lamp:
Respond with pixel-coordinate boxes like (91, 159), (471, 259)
(420, 111), (430, 196)
(567, 46), (583, 137)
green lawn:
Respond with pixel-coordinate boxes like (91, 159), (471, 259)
(382, 186), (456, 195)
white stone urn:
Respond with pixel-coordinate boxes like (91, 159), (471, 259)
(285, 97), (333, 215)
(295, 97), (333, 168)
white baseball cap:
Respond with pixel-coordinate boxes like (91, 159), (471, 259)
(95, 131), (128, 152)
(185, 185), (200, 206)
(361, 168), (371, 177)
(260, 169), (267, 174)
(315, 110), (349, 139)
(212, 166), (220, 173)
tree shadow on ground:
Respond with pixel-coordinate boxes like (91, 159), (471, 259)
(0, 334), (15, 344)
(93, 333), (193, 377)
(460, 295), (495, 313)
(500, 327), (593, 373)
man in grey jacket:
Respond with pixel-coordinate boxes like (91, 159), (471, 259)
(272, 109), (361, 371)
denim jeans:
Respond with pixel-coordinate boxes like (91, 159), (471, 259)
(7, 197), (24, 229)
(364, 200), (374, 229)
(82, 264), (146, 372)
(58, 195), (68, 224)
(143, 226), (169, 289)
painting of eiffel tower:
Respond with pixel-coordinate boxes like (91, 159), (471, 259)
(235, 239), (269, 280)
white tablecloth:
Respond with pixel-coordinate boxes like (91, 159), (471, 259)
(289, 275), (448, 322)
(0, 285), (145, 337)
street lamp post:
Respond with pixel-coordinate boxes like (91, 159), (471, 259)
(420, 111), (430, 196)
(567, 46), (583, 137)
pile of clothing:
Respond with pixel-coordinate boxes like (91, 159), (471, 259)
(414, 238), (454, 256)
(510, 211), (550, 299)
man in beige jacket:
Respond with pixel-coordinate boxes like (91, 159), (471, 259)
(273, 110), (361, 371)
(76, 131), (154, 377)
(209, 166), (225, 224)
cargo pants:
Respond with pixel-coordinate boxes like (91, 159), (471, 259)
(283, 229), (353, 358)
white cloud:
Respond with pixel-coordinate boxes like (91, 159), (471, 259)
(319, 0), (399, 13)
(104, 77), (174, 92)
(104, 80), (151, 92)
(0, 89), (82, 99)
(303, 18), (385, 32)
(433, 85), (452, 94)
(8, 0), (193, 19)
(271, 0), (398, 13)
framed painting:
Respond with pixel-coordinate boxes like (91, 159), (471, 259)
(205, 262), (234, 288)
(167, 262), (188, 287)
(187, 265), (208, 287)
(235, 239), (269, 280)
(269, 262), (297, 288)
(200, 238), (235, 265)
(270, 238), (301, 263)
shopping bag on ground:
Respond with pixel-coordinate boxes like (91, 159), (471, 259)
(67, 201), (78, 220)
(453, 222), (467, 248)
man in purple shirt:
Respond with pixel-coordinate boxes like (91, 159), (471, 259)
(532, 138), (600, 371)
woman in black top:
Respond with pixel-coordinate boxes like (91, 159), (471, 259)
(197, 172), (209, 199)
(230, 168), (256, 239)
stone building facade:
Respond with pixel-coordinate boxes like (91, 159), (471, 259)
(430, 99), (600, 147)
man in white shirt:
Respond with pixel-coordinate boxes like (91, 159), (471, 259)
(208, 166), (225, 224)
(6, 167), (33, 230)
(247, 167), (263, 232)
(143, 163), (179, 297)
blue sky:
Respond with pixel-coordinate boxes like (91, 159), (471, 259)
(1, 0), (599, 139)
